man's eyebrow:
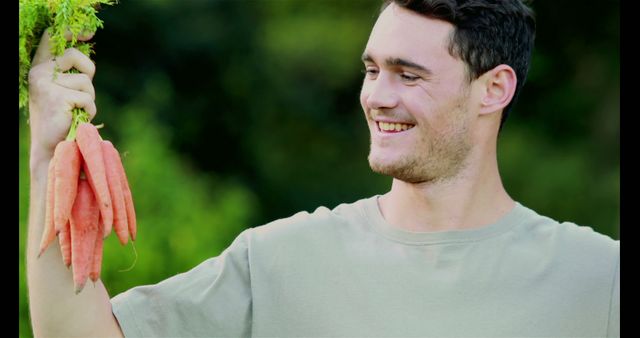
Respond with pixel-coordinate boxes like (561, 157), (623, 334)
(361, 53), (432, 76)
(361, 53), (374, 63)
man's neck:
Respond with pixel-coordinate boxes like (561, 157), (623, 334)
(377, 160), (514, 233)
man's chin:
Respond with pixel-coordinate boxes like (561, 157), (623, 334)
(368, 157), (425, 183)
(368, 155), (394, 176)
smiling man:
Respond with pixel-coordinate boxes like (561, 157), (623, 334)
(26, 0), (619, 337)
(361, 1), (519, 233)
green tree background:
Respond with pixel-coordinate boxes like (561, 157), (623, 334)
(19, 0), (619, 336)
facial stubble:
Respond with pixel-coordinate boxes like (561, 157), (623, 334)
(367, 95), (473, 184)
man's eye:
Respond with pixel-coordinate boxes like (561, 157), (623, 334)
(400, 73), (420, 82)
(362, 68), (378, 77)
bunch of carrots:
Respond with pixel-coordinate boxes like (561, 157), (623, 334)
(38, 120), (136, 294)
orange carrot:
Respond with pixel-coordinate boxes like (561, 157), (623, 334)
(122, 175), (137, 241)
(53, 140), (82, 233)
(38, 158), (57, 257)
(101, 141), (128, 243)
(110, 144), (137, 241)
(59, 220), (72, 267)
(90, 220), (104, 283)
(70, 178), (100, 294)
(76, 122), (113, 232)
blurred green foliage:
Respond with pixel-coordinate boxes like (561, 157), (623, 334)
(19, 0), (619, 336)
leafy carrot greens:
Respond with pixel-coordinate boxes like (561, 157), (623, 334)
(19, 0), (116, 121)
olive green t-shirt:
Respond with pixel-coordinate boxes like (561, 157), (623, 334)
(111, 196), (620, 337)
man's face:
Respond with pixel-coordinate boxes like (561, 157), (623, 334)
(360, 4), (476, 184)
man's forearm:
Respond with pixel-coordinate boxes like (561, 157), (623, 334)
(26, 158), (124, 337)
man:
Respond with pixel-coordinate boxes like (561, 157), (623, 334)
(26, 0), (619, 336)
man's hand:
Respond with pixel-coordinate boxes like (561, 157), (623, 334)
(28, 29), (97, 172)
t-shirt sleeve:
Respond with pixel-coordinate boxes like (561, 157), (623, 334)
(607, 241), (620, 338)
(110, 229), (253, 337)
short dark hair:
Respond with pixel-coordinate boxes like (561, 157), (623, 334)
(381, 0), (536, 131)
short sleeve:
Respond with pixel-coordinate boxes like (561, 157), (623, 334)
(110, 229), (253, 337)
(607, 242), (620, 338)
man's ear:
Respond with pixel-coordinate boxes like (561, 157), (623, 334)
(478, 64), (517, 116)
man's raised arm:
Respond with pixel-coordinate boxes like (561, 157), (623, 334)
(26, 30), (124, 338)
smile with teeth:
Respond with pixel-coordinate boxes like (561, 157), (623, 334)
(377, 121), (415, 132)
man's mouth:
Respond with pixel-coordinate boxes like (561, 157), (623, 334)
(376, 121), (416, 133)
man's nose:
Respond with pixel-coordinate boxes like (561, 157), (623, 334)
(365, 76), (399, 110)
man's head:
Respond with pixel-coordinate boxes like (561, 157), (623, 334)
(383, 0), (536, 129)
(360, 0), (535, 184)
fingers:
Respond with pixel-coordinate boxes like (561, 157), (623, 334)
(64, 28), (95, 42)
(63, 89), (97, 121)
(28, 27), (98, 129)
(32, 30), (54, 67)
(55, 48), (96, 79)
(55, 73), (96, 100)
(29, 53), (97, 121)
(32, 28), (95, 67)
